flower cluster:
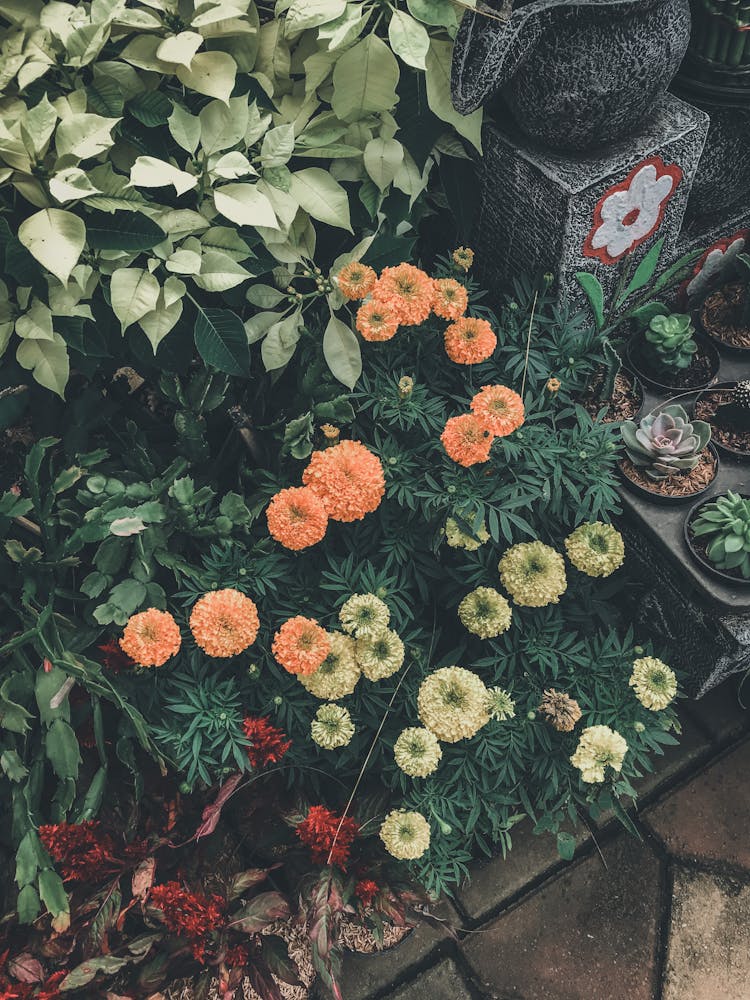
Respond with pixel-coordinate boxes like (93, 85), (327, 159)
(273, 616), (331, 676)
(538, 689), (582, 732)
(444, 514), (490, 551)
(417, 666), (490, 743)
(120, 608), (181, 668)
(311, 703), (355, 749)
(299, 632), (361, 700)
(296, 805), (359, 868)
(564, 522), (625, 578)
(393, 727), (443, 778)
(570, 725), (628, 784)
(629, 657), (677, 711)
(39, 821), (117, 883)
(242, 716), (292, 769)
(190, 589), (260, 658)
(441, 385), (524, 467)
(458, 587), (513, 639)
(498, 541), (568, 608)
(149, 882), (226, 963)
(379, 809), (431, 861)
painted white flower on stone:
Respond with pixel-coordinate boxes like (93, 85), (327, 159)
(583, 156), (683, 265)
(683, 231), (749, 304)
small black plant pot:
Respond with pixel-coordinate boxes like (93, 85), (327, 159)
(684, 493), (750, 586)
(626, 331), (720, 393)
(617, 443), (720, 506)
(693, 382), (750, 462)
(695, 287), (750, 355)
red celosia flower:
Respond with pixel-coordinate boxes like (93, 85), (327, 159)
(37, 971), (67, 1000)
(149, 882), (226, 964)
(296, 805), (359, 869)
(224, 944), (250, 967)
(38, 822), (117, 883)
(355, 879), (379, 907)
(242, 716), (291, 769)
(98, 640), (137, 673)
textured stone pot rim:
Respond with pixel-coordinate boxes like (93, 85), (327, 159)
(618, 442), (720, 507)
(453, 0), (671, 114)
(694, 381), (750, 462)
(684, 492), (750, 585)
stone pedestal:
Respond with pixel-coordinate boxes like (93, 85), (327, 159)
(671, 203), (750, 306)
(473, 94), (709, 311)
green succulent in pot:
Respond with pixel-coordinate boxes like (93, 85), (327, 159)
(621, 404), (712, 480)
(643, 313), (698, 370)
(691, 491), (750, 578)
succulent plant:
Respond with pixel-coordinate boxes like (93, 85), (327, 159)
(735, 252), (750, 327)
(621, 405), (711, 481)
(691, 491), (750, 579)
(644, 313), (698, 370)
(717, 379), (750, 432)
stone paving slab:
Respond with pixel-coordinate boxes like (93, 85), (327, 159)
(390, 958), (475, 1000)
(682, 680), (750, 745)
(462, 835), (661, 1000)
(633, 712), (712, 799)
(646, 738), (750, 869)
(663, 866), (750, 1000)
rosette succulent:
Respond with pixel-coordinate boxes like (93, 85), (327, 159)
(621, 405), (711, 481)
(691, 491), (750, 579)
(644, 313), (698, 370)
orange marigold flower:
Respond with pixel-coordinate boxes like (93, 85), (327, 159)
(120, 608), (181, 668)
(302, 440), (385, 523)
(189, 589), (260, 658)
(432, 278), (468, 321)
(470, 385), (525, 437)
(267, 486), (328, 551)
(272, 616), (331, 676)
(356, 299), (399, 342)
(440, 414), (494, 467)
(444, 317), (497, 365)
(372, 263), (433, 326)
(337, 261), (377, 301)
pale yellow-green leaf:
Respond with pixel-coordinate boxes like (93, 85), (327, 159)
(192, 250), (251, 292)
(138, 278), (185, 351)
(49, 167), (101, 203)
(363, 137), (404, 191)
(407, 0), (458, 29)
(393, 148), (430, 206)
(176, 51), (236, 104)
(130, 156), (198, 196)
(318, 6), (365, 50)
(152, 208), (208, 238)
(425, 39), (482, 153)
(119, 35), (177, 74)
(18, 208), (85, 286)
(199, 95), (250, 154)
(168, 103), (201, 155)
(156, 30), (203, 67)
(93, 60), (145, 101)
(109, 268), (160, 332)
(12, 175), (49, 209)
(15, 299), (54, 341)
(209, 151), (256, 179)
(20, 95), (57, 158)
(201, 225), (252, 261)
(246, 284), (286, 308)
(112, 8), (163, 30)
(330, 235), (375, 276)
(0, 120), (32, 172)
(166, 248), (202, 274)
(261, 310), (302, 370)
(214, 183), (279, 229)
(331, 35), (399, 123)
(245, 309), (283, 344)
(388, 10), (429, 69)
(55, 113), (120, 160)
(285, 0), (345, 33)
(261, 124), (295, 168)
(323, 313), (361, 388)
(16, 332), (69, 399)
(289, 168), (352, 232)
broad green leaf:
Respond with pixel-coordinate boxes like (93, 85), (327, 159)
(1, 749), (28, 781)
(214, 183), (278, 229)
(127, 89), (173, 127)
(60, 956), (127, 991)
(130, 156), (197, 196)
(285, 0), (345, 32)
(261, 310), (302, 371)
(289, 168), (352, 231)
(617, 237), (665, 305)
(322, 313), (361, 388)
(49, 167), (101, 203)
(45, 718), (81, 780)
(574, 272), (605, 330)
(556, 831), (576, 861)
(193, 250), (251, 292)
(176, 51), (237, 103)
(246, 284), (286, 308)
(318, 6), (365, 49)
(425, 39), (482, 152)
(21, 95), (57, 157)
(245, 310), (283, 343)
(15, 300), (54, 341)
(168, 102), (201, 154)
(388, 10), (429, 69)
(156, 30), (203, 67)
(38, 868), (70, 930)
(18, 208), (85, 285)
(407, 0), (458, 28)
(166, 248), (202, 274)
(194, 306), (251, 376)
(86, 211), (166, 252)
(261, 124), (295, 168)
(199, 95), (250, 154)
(110, 268), (161, 332)
(139, 277), (185, 351)
(17, 885), (41, 924)
(210, 151), (255, 179)
(363, 137), (404, 191)
(331, 35), (399, 123)
(55, 113), (120, 160)
(16, 333), (70, 398)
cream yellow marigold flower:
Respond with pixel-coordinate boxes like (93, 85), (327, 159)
(418, 666), (490, 743)
(629, 656), (677, 711)
(310, 703), (355, 750)
(379, 809), (431, 860)
(444, 515), (490, 551)
(189, 589), (260, 658)
(299, 633), (360, 700)
(339, 593), (390, 638)
(452, 247), (474, 271)
(120, 608), (181, 668)
(486, 686), (516, 721)
(393, 727), (443, 778)
(498, 541), (567, 607)
(565, 522), (625, 578)
(570, 725), (628, 784)
(458, 587), (512, 639)
(356, 629), (405, 681)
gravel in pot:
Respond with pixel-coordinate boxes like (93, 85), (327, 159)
(698, 281), (750, 351)
(694, 381), (750, 460)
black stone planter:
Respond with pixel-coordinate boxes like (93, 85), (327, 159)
(694, 382), (750, 462)
(684, 493), (750, 585)
(618, 443), (720, 505)
(626, 331), (720, 392)
(451, 0), (691, 152)
(695, 291), (750, 356)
